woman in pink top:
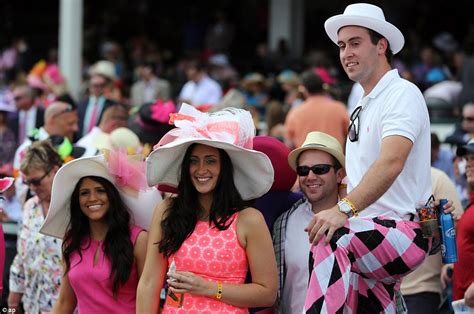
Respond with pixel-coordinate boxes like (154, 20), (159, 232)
(138, 104), (278, 313)
(39, 152), (162, 313)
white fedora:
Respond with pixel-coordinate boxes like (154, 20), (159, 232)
(324, 3), (404, 54)
(146, 104), (274, 200)
(40, 153), (162, 239)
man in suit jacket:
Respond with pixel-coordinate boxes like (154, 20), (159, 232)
(8, 84), (44, 145)
(78, 61), (117, 137)
(130, 61), (171, 107)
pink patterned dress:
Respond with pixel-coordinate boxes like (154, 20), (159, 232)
(163, 212), (249, 313)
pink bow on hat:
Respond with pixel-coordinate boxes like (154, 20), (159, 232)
(156, 103), (253, 149)
(105, 149), (147, 192)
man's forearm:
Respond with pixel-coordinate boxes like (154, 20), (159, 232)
(345, 157), (404, 212)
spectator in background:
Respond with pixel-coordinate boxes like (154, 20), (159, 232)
(411, 46), (448, 91)
(13, 101), (79, 205)
(78, 61), (118, 137)
(130, 61), (171, 107)
(457, 36), (474, 110)
(401, 166), (463, 314)
(445, 102), (474, 147)
(276, 69), (303, 109)
(446, 141), (474, 308)
(77, 103), (129, 152)
(431, 132), (455, 180)
(8, 141), (63, 313)
(178, 59), (222, 110)
(128, 100), (176, 154)
(0, 93), (16, 167)
(8, 84), (44, 145)
(241, 72), (269, 121)
(284, 69), (349, 149)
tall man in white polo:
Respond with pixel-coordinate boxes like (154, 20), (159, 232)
(305, 3), (432, 313)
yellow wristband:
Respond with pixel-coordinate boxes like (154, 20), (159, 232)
(341, 197), (358, 216)
(215, 282), (223, 300)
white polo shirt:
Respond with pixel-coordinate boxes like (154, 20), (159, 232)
(346, 69), (432, 220)
(178, 75), (222, 106)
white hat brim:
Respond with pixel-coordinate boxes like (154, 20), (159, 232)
(146, 138), (274, 200)
(324, 15), (404, 54)
(40, 155), (162, 239)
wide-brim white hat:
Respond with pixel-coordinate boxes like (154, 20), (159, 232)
(324, 3), (404, 54)
(146, 104), (274, 200)
(40, 154), (162, 239)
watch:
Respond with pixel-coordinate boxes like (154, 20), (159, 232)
(337, 198), (357, 218)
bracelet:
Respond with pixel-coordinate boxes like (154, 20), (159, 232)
(341, 197), (358, 216)
(215, 282), (223, 300)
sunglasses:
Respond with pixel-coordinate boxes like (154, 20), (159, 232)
(348, 105), (362, 142)
(463, 116), (474, 122)
(296, 164), (335, 176)
(23, 170), (50, 187)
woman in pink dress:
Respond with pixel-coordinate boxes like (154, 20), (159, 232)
(40, 152), (162, 313)
(137, 104), (278, 313)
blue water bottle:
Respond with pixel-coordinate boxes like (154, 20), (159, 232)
(438, 199), (458, 264)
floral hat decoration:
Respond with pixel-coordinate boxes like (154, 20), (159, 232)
(40, 149), (163, 239)
(146, 103), (274, 200)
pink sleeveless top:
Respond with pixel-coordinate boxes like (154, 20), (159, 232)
(163, 212), (249, 313)
(68, 225), (143, 314)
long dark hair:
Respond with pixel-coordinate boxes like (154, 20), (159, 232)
(62, 176), (133, 297)
(159, 144), (247, 257)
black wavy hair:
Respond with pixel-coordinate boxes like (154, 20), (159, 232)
(158, 144), (247, 257)
(62, 176), (133, 298)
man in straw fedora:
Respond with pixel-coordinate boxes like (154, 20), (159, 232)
(303, 3), (449, 313)
(273, 131), (346, 314)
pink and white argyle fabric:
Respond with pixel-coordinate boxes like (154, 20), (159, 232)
(304, 217), (430, 314)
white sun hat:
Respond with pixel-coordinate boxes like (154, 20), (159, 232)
(146, 103), (274, 200)
(324, 3), (405, 54)
(40, 151), (162, 239)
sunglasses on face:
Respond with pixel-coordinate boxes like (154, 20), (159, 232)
(296, 164), (335, 176)
(463, 116), (474, 122)
(348, 105), (362, 142)
(23, 170), (50, 187)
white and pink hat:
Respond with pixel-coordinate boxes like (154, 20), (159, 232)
(146, 104), (274, 200)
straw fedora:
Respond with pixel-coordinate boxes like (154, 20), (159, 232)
(146, 103), (274, 200)
(288, 131), (345, 171)
(324, 3), (405, 54)
(40, 153), (162, 239)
